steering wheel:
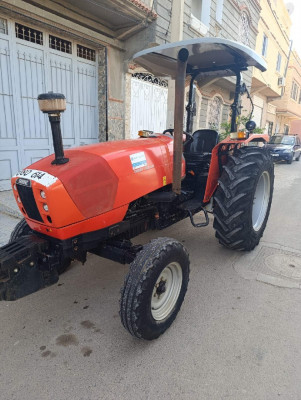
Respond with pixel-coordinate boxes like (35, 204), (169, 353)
(162, 129), (193, 147)
(163, 128), (174, 136)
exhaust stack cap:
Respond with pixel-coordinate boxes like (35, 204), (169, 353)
(38, 92), (66, 114)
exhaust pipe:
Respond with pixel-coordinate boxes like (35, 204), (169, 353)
(38, 92), (69, 165)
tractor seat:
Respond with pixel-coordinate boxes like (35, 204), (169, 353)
(184, 129), (219, 169)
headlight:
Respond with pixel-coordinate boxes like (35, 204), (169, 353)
(43, 204), (49, 212)
(283, 149), (292, 153)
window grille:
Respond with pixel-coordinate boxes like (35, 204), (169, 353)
(49, 35), (72, 54)
(132, 73), (168, 88)
(239, 12), (250, 46)
(0, 18), (7, 35)
(208, 96), (222, 130)
(15, 23), (43, 45)
(77, 45), (96, 61)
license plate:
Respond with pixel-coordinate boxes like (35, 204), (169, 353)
(272, 154), (279, 157)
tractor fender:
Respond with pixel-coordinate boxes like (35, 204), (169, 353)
(203, 134), (270, 203)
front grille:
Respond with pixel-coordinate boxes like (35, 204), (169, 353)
(16, 184), (43, 222)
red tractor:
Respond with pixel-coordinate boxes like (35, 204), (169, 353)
(0, 38), (274, 340)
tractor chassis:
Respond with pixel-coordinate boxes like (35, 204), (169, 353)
(0, 185), (211, 301)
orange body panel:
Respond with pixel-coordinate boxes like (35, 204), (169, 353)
(11, 178), (85, 227)
(25, 205), (129, 240)
(12, 135), (185, 240)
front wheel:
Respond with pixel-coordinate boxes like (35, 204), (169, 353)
(213, 147), (274, 251)
(9, 218), (32, 242)
(287, 153), (293, 164)
(120, 238), (190, 340)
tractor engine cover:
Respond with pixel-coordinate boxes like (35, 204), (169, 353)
(11, 135), (184, 239)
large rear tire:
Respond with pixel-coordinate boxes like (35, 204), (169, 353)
(120, 237), (190, 340)
(213, 146), (274, 251)
(9, 218), (71, 274)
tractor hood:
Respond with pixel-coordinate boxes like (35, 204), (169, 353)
(133, 37), (267, 79)
(12, 136), (182, 225)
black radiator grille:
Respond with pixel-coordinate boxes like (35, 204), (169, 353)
(16, 184), (43, 222)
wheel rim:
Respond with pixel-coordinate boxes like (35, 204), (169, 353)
(252, 171), (270, 231)
(151, 262), (183, 321)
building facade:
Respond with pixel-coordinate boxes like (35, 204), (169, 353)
(272, 50), (301, 134)
(0, 0), (266, 191)
(249, 0), (291, 134)
(183, 0), (261, 134)
(0, 0), (158, 189)
(128, 0), (262, 137)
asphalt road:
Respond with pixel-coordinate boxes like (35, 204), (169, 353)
(1, 161), (301, 400)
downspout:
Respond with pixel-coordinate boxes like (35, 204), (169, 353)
(230, 70), (241, 133)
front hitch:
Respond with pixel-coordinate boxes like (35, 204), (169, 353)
(0, 235), (59, 301)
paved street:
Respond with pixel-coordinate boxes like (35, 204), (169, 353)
(0, 161), (301, 400)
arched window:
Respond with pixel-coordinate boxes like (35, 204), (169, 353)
(208, 96), (223, 130)
(239, 12), (250, 46)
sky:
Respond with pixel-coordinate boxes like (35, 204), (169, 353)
(286, 0), (301, 55)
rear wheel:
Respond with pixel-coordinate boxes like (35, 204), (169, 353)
(9, 218), (71, 274)
(213, 146), (274, 251)
(120, 237), (190, 340)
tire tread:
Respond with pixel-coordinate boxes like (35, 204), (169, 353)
(213, 146), (274, 251)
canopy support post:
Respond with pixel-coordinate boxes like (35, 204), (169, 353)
(172, 48), (189, 195)
(230, 70), (242, 133)
(186, 73), (198, 133)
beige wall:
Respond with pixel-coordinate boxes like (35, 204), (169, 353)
(272, 51), (301, 133)
(250, 0), (292, 134)
(280, 52), (301, 118)
(253, 0), (291, 95)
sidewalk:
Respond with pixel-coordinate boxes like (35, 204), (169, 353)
(0, 190), (22, 246)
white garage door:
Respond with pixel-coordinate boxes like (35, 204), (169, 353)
(0, 17), (98, 190)
(130, 73), (168, 139)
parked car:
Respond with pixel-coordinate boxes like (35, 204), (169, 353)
(267, 134), (301, 164)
